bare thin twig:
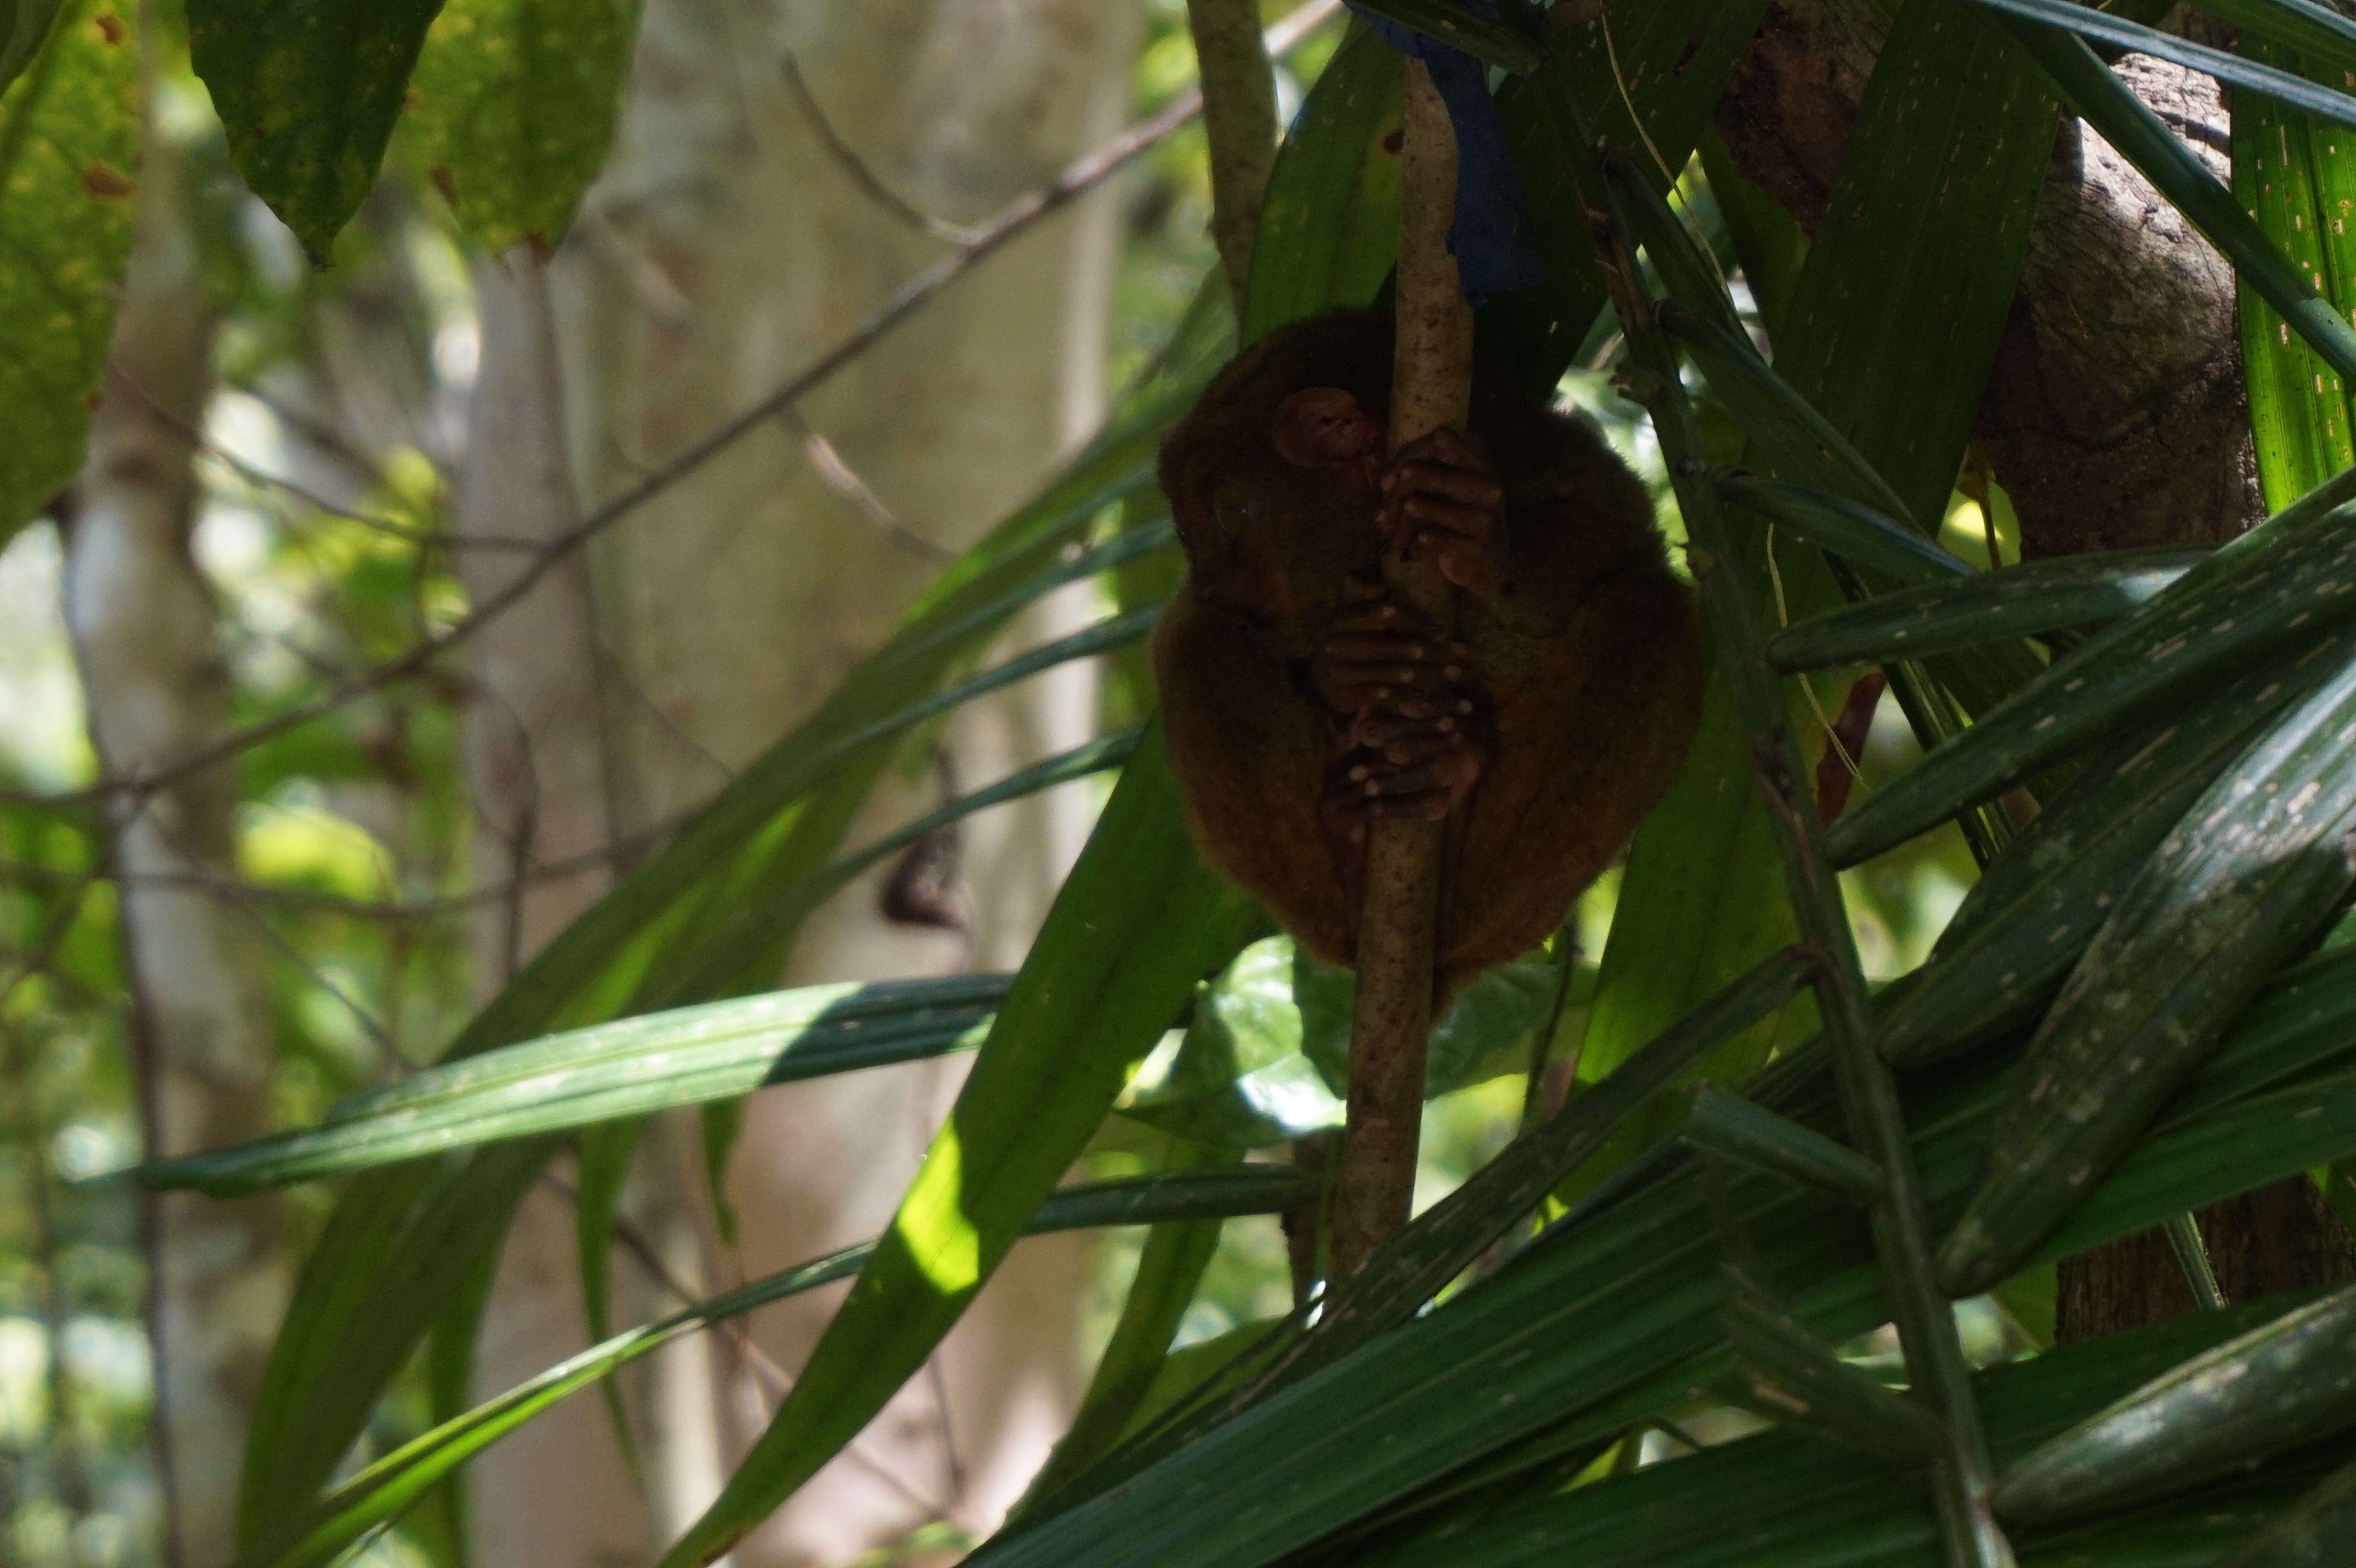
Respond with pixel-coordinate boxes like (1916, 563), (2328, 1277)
(541, 1171), (951, 1520)
(777, 405), (952, 561)
(0, 800), (706, 921)
(783, 56), (985, 247)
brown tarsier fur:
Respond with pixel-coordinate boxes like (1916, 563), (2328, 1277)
(1153, 310), (1704, 998)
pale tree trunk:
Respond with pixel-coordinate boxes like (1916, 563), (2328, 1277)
(60, 134), (285, 1567)
(458, 0), (1137, 1562)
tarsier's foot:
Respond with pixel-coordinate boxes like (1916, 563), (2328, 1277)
(1312, 579), (1491, 855)
(1379, 427), (1507, 593)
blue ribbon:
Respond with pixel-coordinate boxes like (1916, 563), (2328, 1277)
(1344, 2), (1548, 304)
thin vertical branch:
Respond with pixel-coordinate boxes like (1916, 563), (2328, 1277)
(1570, 138), (2014, 1566)
(1328, 58), (1471, 1279)
(1186, 0), (1280, 320)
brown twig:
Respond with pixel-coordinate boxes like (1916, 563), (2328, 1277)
(1326, 58), (1473, 1280)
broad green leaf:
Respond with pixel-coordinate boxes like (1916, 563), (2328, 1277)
(1768, 0), (2055, 535)
(187, 0), (441, 262)
(0, 0), (62, 94)
(136, 975), (1005, 1192)
(1974, 0), (2356, 130)
(1764, 547), (2211, 671)
(1827, 465), (2356, 866)
(1010, 946), (1816, 1529)
(238, 1166), (1306, 1568)
(0, 0), (137, 543)
(2200, 0), (2356, 83)
(1721, 1296), (1940, 1461)
(1023, 1139), (1236, 1508)
(1679, 1085), (1883, 1207)
(1239, 23), (1402, 343)
(961, 942), (2356, 1568)
(1941, 642), (2356, 1294)
(1875, 637), (2349, 1068)
(656, 723), (1264, 1568)
(1119, 938), (1343, 1149)
(574, 1116), (644, 1488)
(236, 1141), (551, 1551)
(1569, 679), (1805, 1203)
(1352, 1295), (2349, 1568)
(2223, 1452), (2356, 1568)
(1997, 1283), (2356, 1524)
(2235, 33), (2356, 510)
(405, 0), (641, 252)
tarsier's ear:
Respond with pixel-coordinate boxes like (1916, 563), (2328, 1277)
(1274, 387), (1376, 468)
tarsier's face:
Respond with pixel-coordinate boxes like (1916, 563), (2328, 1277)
(1178, 386), (1387, 638)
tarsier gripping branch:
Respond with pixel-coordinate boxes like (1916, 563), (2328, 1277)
(1154, 309), (1705, 999)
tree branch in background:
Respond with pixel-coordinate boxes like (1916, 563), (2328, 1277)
(1187, 0), (1281, 319)
(1327, 58), (1472, 1279)
(0, 0), (1342, 820)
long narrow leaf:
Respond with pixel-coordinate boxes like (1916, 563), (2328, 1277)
(1940, 640), (2356, 1293)
(132, 977), (1006, 1194)
(1825, 464), (2356, 866)
(655, 725), (1264, 1567)
(1997, 1283), (2356, 1524)
(1972, 0), (2356, 130)
(1764, 547), (2210, 671)
(240, 1167), (1308, 1568)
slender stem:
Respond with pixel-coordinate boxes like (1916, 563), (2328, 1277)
(1186, 0), (1280, 321)
(1328, 57), (1469, 1278)
(1569, 141), (2017, 1568)
(2163, 1212), (2228, 1312)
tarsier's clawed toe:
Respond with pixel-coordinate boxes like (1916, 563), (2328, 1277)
(1312, 578), (1485, 717)
(1378, 429), (1507, 592)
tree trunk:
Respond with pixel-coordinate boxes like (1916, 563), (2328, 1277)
(60, 134), (284, 1568)
(458, 0), (1136, 1561)
(1710, 0), (2347, 1341)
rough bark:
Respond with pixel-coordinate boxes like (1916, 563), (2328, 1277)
(2057, 1182), (2356, 1343)
(459, 0), (1135, 1562)
(60, 136), (285, 1567)
(1713, 0), (2261, 559)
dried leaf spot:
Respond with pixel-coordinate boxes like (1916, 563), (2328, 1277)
(92, 10), (123, 44)
(1381, 128), (1404, 155)
(80, 161), (130, 199)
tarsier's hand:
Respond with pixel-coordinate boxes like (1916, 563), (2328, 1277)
(1312, 579), (1490, 855)
(1378, 427), (1506, 594)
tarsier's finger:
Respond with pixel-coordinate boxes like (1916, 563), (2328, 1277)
(1322, 631), (1433, 662)
(1353, 711), (1473, 753)
(1396, 493), (1495, 539)
(1385, 461), (1503, 509)
(1345, 756), (1458, 797)
(1388, 427), (1485, 474)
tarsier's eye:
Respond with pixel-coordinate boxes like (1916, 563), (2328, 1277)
(1210, 483), (1253, 535)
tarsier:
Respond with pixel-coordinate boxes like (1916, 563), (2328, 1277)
(1154, 309), (1704, 998)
